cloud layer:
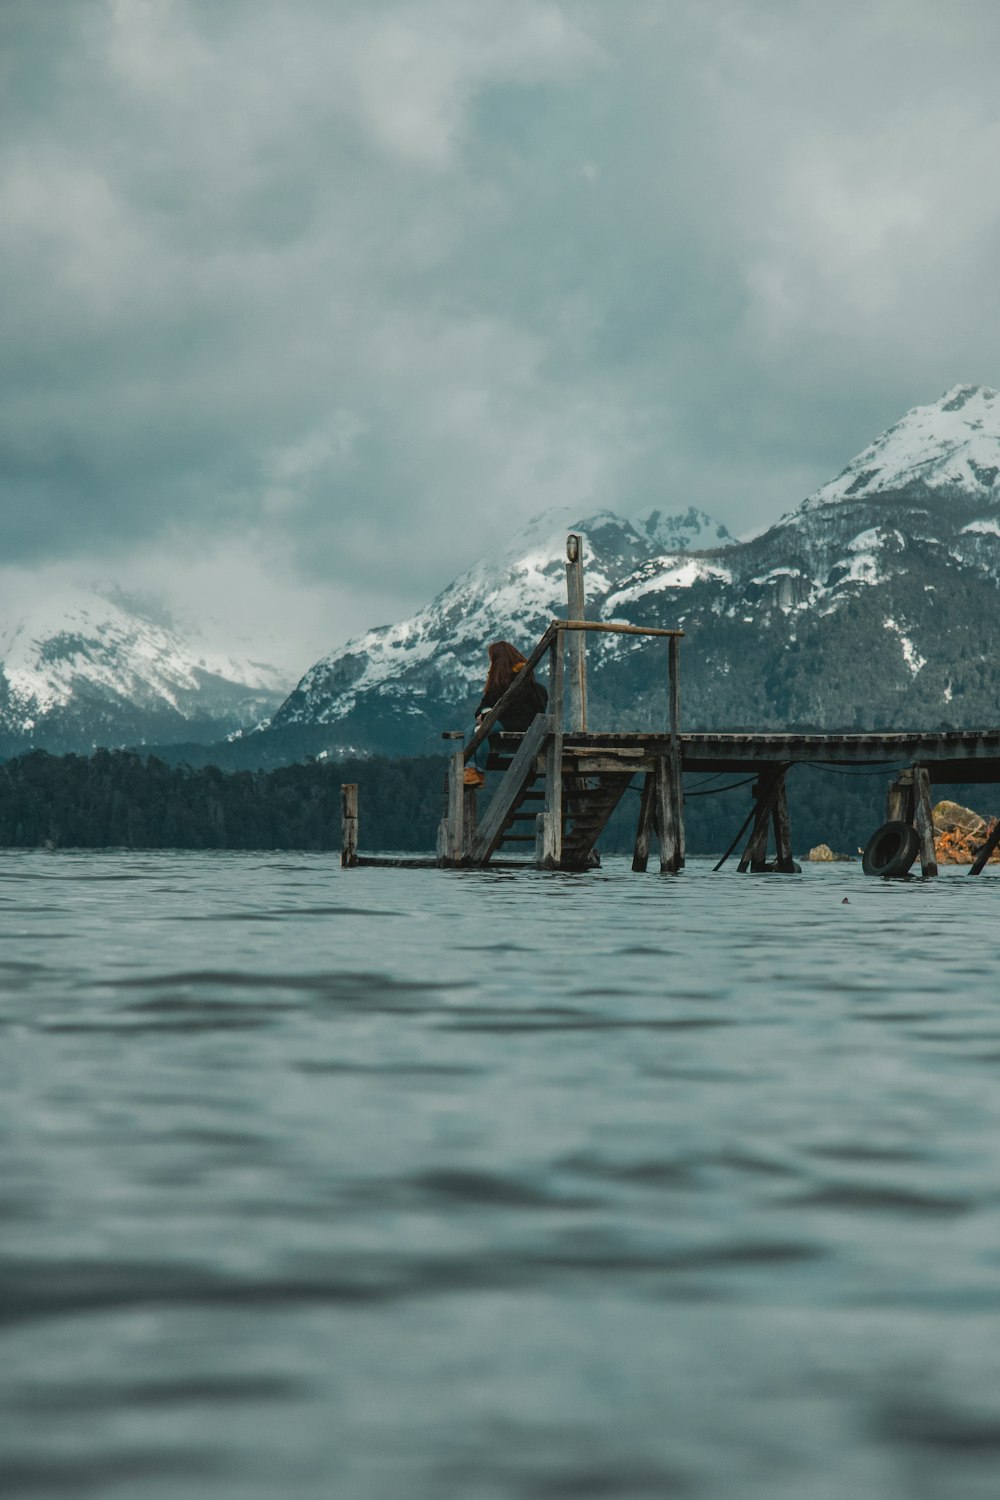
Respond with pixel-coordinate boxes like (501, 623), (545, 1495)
(3, 0), (1000, 665)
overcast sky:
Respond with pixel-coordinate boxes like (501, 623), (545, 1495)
(3, 0), (1000, 675)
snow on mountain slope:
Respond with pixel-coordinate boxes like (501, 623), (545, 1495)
(0, 587), (289, 751)
(803, 384), (1000, 509)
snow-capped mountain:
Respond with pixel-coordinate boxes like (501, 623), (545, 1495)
(0, 587), (289, 756)
(268, 506), (732, 753)
(257, 383), (1000, 758)
(801, 383), (1000, 509)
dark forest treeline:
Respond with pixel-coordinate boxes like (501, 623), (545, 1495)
(0, 747), (996, 855)
(0, 750), (445, 851)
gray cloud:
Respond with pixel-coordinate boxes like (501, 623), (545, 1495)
(2, 0), (1000, 664)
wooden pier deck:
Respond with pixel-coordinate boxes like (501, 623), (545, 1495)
(680, 729), (1000, 779)
(341, 534), (1000, 881)
(536, 727), (1000, 777)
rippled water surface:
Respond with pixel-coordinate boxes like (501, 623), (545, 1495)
(5, 850), (1000, 1498)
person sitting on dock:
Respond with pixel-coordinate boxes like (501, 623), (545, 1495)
(475, 640), (548, 733)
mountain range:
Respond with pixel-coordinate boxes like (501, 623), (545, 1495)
(0, 587), (288, 758)
(260, 383), (1000, 758)
(5, 383), (1000, 766)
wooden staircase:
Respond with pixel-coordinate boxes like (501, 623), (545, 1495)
(476, 733), (638, 867)
(437, 612), (684, 873)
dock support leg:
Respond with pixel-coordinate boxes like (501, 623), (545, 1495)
(632, 771), (655, 872)
(738, 769), (784, 873)
(463, 781), (479, 860)
(341, 783), (359, 868)
(912, 764), (938, 878)
(885, 772), (914, 824)
(772, 778), (797, 873)
(655, 754), (681, 873)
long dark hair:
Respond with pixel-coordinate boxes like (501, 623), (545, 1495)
(483, 640), (529, 700)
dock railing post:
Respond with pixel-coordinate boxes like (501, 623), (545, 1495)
(540, 630), (564, 868)
(566, 534), (588, 732)
(341, 783), (359, 868)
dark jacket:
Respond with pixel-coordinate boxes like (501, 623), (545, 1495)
(476, 666), (548, 732)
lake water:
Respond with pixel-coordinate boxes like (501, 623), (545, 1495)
(4, 850), (1000, 1499)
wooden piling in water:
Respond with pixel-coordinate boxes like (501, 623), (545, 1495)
(631, 771), (656, 873)
(655, 755), (681, 873)
(737, 769), (787, 872)
(341, 783), (359, 868)
(885, 771), (914, 824)
(772, 779), (796, 872)
(912, 763), (938, 878)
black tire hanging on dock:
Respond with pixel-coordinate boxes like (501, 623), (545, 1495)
(862, 821), (920, 878)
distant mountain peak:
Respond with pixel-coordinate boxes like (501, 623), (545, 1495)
(0, 585), (290, 755)
(804, 383), (1000, 511)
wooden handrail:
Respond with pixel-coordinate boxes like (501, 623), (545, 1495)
(559, 621), (684, 638)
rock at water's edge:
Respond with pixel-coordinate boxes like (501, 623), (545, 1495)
(807, 843), (854, 862)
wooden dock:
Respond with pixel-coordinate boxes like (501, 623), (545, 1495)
(342, 535), (1000, 880)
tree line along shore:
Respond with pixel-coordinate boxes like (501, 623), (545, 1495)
(0, 747), (995, 857)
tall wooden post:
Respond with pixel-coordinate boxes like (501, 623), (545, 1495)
(565, 534), (588, 732)
(912, 763), (938, 878)
(667, 634), (684, 868)
(341, 783), (359, 868)
(539, 633), (564, 868)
